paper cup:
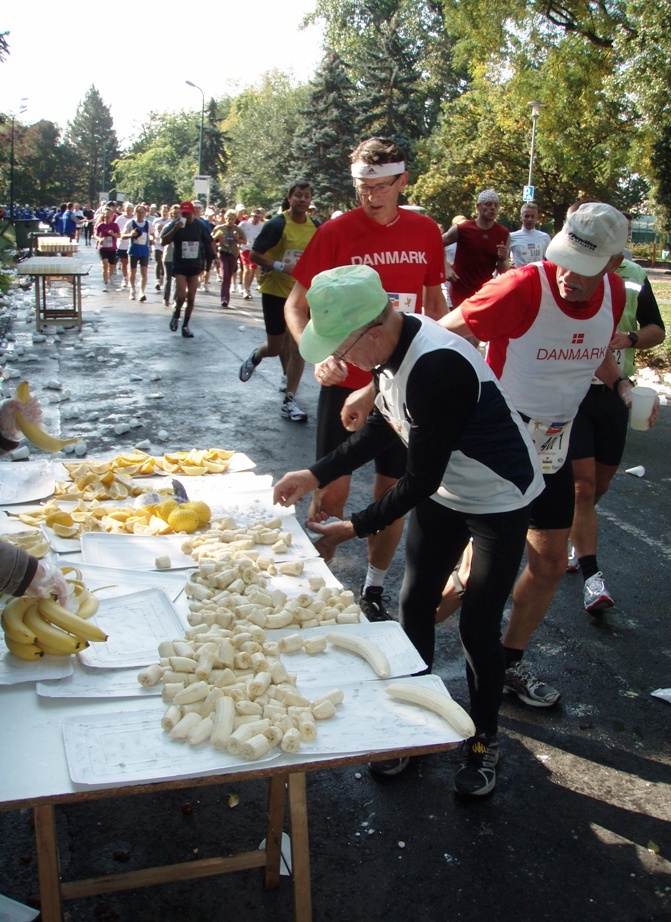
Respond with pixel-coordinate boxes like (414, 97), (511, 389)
(625, 465), (645, 477)
(630, 386), (657, 431)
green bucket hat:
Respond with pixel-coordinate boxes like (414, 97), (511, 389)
(300, 265), (389, 363)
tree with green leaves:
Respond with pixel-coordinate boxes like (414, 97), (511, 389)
(63, 86), (118, 204)
(112, 110), (198, 204)
(352, 13), (426, 153)
(221, 70), (308, 210)
(304, 0), (469, 130)
(200, 97), (231, 201)
(290, 49), (358, 213)
(411, 36), (640, 229)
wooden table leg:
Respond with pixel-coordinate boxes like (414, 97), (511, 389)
(264, 773), (287, 890)
(287, 772), (312, 922)
(33, 804), (63, 922)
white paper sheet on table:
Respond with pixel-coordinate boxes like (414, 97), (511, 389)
(0, 892), (40, 922)
(38, 662), (162, 699)
(297, 675), (466, 754)
(272, 621), (427, 684)
(80, 533), (196, 570)
(61, 674), (462, 786)
(0, 514), (40, 537)
(266, 557), (341, 595)
(0, 634), (73, 685)
(139, 470), (272, 501)
(62, 705), (280, 786)
(74, 563), (187, 602)
(0, 461), (55, 504)
(77, 588), (187, 668)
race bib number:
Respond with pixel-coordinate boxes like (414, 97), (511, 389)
(612, 347), (627, 372)
(102, 236), (114, 248)
(135, 233), (148, 247)
(181, 241), (199, 260)
(526, 418), (573, 473)
(387, 292), (418, 313)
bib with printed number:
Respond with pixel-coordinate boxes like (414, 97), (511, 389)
(181, 241), (199, 260)
(526, 418), (573, 473)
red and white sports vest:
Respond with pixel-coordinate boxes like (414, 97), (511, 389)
(496, 263), (615, 421)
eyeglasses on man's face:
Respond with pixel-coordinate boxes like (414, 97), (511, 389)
(333, 323), (384, 362)
(353, 175), (402, 196)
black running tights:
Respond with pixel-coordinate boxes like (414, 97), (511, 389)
(400, 498), (530, 736)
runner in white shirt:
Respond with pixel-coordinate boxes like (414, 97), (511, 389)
(115, 203), (135, 289)
(238, 209), (265, 299)
(508, 203), (552, 268)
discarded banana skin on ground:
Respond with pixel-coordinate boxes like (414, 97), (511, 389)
(14, 380), (79, 452)
(385, 684), (476, 739)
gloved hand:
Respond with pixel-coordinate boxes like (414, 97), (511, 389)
(25, 560), (77, 611)
(0, 395), (44, 442)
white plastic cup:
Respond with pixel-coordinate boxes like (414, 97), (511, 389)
(630, 386), (657, 431)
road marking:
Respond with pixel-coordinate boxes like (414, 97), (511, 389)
(599, 507), (671, 559)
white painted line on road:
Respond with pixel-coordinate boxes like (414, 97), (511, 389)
(599, 507), (671, 560)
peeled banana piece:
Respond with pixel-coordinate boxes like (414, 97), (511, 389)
(326, 631), (391, 678)
(385, 683), (476, 739)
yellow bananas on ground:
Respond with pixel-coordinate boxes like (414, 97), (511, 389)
(14, 380), (79, 452)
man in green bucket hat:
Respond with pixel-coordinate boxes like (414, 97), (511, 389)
(274, 264), (544, 797)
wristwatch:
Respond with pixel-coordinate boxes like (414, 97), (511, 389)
(627, 331), (639, 346)
(615, 376), (633, 392)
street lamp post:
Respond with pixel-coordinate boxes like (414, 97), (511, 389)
(527, 100), (545, 195)
(185, 80), (205, 177)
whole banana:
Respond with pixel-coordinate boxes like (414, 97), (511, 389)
(37, 597), (107, 643)
(24, 603), (86, 655)
(13, 380), (78, 452)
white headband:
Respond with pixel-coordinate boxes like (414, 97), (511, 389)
(351, 161), (406, 179)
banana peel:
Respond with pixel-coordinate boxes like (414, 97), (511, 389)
(13, 381), (78, 452)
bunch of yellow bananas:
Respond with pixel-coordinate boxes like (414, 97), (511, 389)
(1, 569), (107, 660)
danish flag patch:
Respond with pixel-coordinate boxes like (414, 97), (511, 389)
(571, 333), (584, 344)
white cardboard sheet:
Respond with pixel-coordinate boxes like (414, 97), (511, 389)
(38, 663), (161, 699)
(76, 589), (187, 669)
(74, 563), (187, 602)
(0, 633), (73, 685)
(0, 892), (40, 922)
(0, 461), (55, 504)
(80, 533), (196, 570)
(61, 675), (462, 786)
(62, 704), (280, 785)
(297, 675), (467, 754)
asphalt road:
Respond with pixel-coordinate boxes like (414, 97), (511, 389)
(0, 250), (669, 921)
